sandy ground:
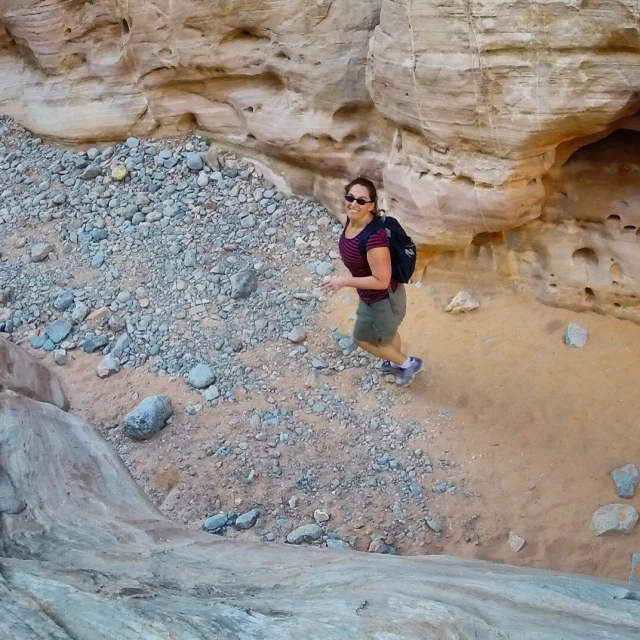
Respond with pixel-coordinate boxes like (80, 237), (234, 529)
(47, 283), (640, 582)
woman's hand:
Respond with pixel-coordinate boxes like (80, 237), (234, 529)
(320, 276), (347, 297)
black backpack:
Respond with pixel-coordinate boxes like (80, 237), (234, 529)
(358, 215), (417, 283)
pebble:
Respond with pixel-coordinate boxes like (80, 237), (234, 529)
(286, 326), (307, 344)
(230, 270), (258, 299)
(83, 333), (109, 353)
(424, 517), (442, 533)
(313, 509), (330, 523)
(53, 290), (75, 311)
(188, 363), (215, 389)
(30, 335), (47, 349)
(446, 291), (480, 314)
(235, 508), (260, 530)
(186, 152), (204, 171)
(30, 242), (53, 262)
(122, 395), (173, 441)
(565, 322), (588, 348)
(52, 349), (67, 366)
(97, 354), (120, 378)
(590, 504), (639, 535)
(508, 531), (526, 552)
(286, 523), (323, 545)
(611, 464), (639, 499)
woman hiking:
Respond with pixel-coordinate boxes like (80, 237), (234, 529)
(321, 177), (422, 386)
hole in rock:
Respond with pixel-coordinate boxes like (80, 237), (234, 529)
(121, 19), (131, 35)
(220, 28), (267, 45)
(244, 106), (254, 113)
(615, 302), (621, 307)
(572, 247), (599, 268)
(585, 287), (595, 299)
(472, 231), (503, 246)
(623, 225), (636, 232)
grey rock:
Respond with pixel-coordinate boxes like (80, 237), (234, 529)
(286, 524), (323, 545)
(91, 252), (105, 269)
(508, 531), (526, 552)
(132, 212), (145, 225)
(72, 302), (90, 324)
(184, 250), (197, 267)
(203, 513), (228, 532)
(53, 349), (67, 366)
(188, 363), (215, 389)
(286, 326), (307, 343)
(409, 483), (422, 497)
(97, 354), (120, 378)
(30, 335), (47, 349)
(30, 242), (53, 262)
(42, 339), (56, 352)
(81, 164), (102, 180)
(235, 508), (259, 530)
(122, 395), (173, 440)
(113, 332), (132, 355)
(315, 261), (334, 277)
(425, 517), (442, 533)
(202, 386), (221, 402)
(186, 152), (204, 171)
(46, 319), (72, 344)
(52, 191), (67, 205)
(126, 137), (140, 148)
(240, 215), (256, 229)
(325, 539), (352, 551)
(53, 290), (75, 311)
(230, 269), (258, 299)
(590, 504), (639, 535)
(83, 333), (109, 353)
(611, 464), (639, 499)
(565, 323), (588, 348)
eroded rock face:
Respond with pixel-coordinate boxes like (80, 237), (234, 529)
(1, 0), (640, 314)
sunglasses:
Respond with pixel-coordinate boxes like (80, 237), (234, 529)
(345, 194), (373, 206)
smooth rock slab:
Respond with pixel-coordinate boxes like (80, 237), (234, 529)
(188, 363), (215, 389)
(235, 509), (260, 530)
(590, 504), (639, 535)
(45, 319), (72, 344)
(286, 523), (323, 545)
(122, 395), (173, 441)
(611, 464), (639, 499)
(565, 323), (588, 348)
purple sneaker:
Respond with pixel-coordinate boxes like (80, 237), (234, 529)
(396, 357), (423, 387)
(378, 360), (399, 374)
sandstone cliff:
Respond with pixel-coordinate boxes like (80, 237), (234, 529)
(1, 0), (640, 317)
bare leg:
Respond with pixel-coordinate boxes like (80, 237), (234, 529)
(354, 338), (406, 366)
(391, 332), (403, 356)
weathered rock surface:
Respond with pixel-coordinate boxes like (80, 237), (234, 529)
(0, 342), (640, 638)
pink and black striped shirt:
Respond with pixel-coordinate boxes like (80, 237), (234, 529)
(338, 224), (397, 304)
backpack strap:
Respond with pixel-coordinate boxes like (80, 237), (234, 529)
(357, 217), (385, 261)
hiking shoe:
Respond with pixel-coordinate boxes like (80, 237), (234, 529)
(377, 360), (399, 374)
(396, 357), (423, 387)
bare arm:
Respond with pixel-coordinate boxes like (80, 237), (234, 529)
(321, 247), (392, 296)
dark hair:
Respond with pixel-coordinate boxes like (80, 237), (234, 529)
(344, 177), (382, 217)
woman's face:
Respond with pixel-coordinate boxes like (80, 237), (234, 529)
(345, 184), (375, 224)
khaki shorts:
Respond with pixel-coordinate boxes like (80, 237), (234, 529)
(353, 285), (407, 345)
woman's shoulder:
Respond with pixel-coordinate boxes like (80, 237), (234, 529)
(366, 224), (389, 249)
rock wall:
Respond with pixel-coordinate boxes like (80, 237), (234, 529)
(1, 0), (640, 315)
